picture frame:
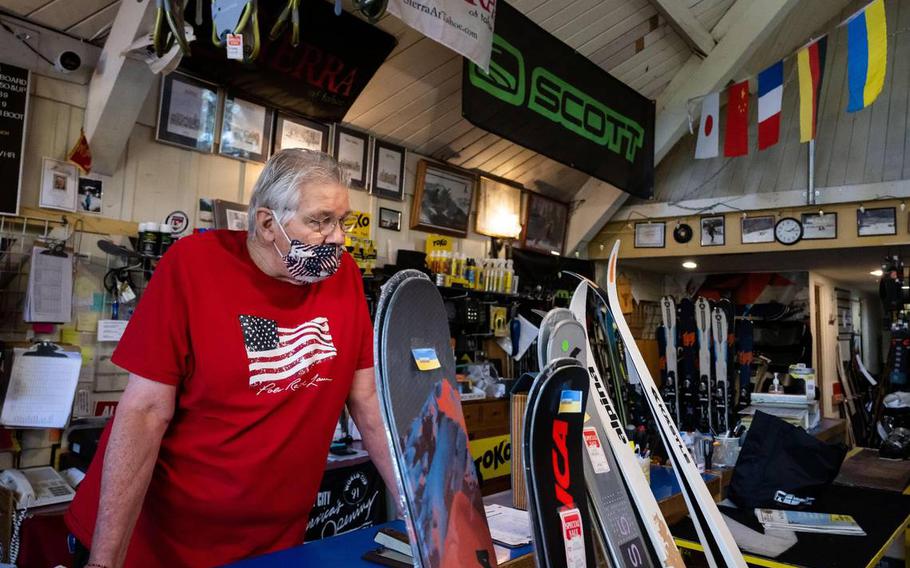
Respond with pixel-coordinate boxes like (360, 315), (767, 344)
(370, 139), (406, 200)
(213, 199), (249, 231)
(700, 215), (725, 246)
(333, 125), (369, 189)
(219, 95), (272, 163)
(475, 175), (523, 239)
(410, 160), (476, 238)
(378, 207), (402, 231)
(633, 222), (665, 248)
(801, 212), (837, 240)
(77, 176), (103, 214)
(857, 207), (896, 236)
(156, 72), (219, 153)
(273, 114), (329, 153)
(740, 215), (775, 244)
(522, 193), (569, 255)
(39, 157), (78, 212)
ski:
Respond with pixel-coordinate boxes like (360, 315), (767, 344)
(568, 284), (685, 568)
(660, 296), (680, 425)
(695, 297), (713, 433)
(678, 298), (699, 431)
(601, 242), (748, 568)
(734, 318), (754, 413)
(374, 270), (497, 568)
(711, 307), (730, 435)
(524, 358), (595, 568)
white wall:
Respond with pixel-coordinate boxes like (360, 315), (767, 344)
(18, 74), (493, 263)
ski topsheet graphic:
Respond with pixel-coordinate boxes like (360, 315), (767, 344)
(568, 284), (685, 568)
(602, 242), (748, 568)
(711, 307), (731, 435)
(524, 359), (595, 568)
(374, 270), (496, 568)
(694, 297), (713, 433)
(660, 296), (680, 425)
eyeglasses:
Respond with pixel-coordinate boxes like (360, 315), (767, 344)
(304, 213), (359, 236)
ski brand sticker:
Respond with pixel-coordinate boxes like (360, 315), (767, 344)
(411, 348), (441, 371)
(558, 507), (587, 568)
(558, 390), (582, 414)
(582, 427), (610, 474)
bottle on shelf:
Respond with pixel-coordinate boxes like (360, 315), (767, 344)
(503, 259), (513, 295)
(138, 222), (160, 257)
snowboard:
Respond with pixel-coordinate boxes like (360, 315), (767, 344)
(374, 270), (496, 568)
(569, 283), (685, 568)
(601, 242), (748, 568)
(524, 358), (596, 568)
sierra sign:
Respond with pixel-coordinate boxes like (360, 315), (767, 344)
(462, 1), (655, 199)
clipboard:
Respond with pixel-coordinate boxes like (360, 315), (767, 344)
(0, 341), (82, 429)
(21, 341), (67, 358)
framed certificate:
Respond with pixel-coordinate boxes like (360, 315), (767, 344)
(274, 114), (329, 153)
(333, 125), (369, 189)
(634, 222), (665, 248)
(156, 72), (219, 153)
(370, 139), (406, 200)
(219, 95), (273, 163)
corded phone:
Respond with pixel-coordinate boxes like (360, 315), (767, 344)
(0, 467), (76, 509)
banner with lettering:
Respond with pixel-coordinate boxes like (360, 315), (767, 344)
(462, 1), (655, 199)
(0, 61), (29, 215)
(469, 434), (511, 481)
(388, 0), (496, 72)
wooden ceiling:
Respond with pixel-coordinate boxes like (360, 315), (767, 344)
(0, 0), (740, 202)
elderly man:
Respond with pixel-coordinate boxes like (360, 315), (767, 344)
(65, 150), (397, 568)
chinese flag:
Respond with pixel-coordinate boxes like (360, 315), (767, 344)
(723, 80), (749, 157)
(67, 129), (92, 174)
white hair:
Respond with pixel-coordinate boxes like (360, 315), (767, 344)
(247, 149), (348, 237)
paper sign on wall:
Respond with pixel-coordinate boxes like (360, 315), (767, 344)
(97, 320), (128, 342)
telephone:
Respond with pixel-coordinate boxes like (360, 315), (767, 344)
(0, 467), (76, 509)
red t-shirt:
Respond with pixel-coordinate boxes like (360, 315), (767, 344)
(65, 230), (373, 567)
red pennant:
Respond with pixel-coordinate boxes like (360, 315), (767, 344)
(723, 80), (750, 157)
(67, 129), (92, 175)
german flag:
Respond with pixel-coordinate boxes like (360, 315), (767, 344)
(797, 37), (828, 143)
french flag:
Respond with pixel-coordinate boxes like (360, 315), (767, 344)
(757, 61), (783, 150)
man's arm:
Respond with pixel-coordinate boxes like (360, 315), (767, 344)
(347, 367), (400, 507)
(87, 374), (176, 568)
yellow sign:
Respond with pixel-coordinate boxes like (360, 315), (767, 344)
(425, 234), (454, 254)
(469, 434), (511, 480)
(349, 210), (371, 239)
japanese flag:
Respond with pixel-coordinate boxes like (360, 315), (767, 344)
(695, 91), (720, 159)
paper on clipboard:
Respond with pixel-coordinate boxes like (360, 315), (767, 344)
(24, 247), (73, 323)
(0, 347), (82, 428)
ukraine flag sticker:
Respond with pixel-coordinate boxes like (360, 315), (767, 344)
(558, 390), (583, 414)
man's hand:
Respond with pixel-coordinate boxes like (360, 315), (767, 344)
(87, 374), (176, 568)
(347, 367), (400, 508)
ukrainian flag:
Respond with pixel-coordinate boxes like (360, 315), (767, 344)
(847, 0), (887, 112)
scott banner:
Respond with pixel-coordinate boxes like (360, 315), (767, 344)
(462, 1), (655, 199)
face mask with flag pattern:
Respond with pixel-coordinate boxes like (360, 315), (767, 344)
(271, 211), (342, 284)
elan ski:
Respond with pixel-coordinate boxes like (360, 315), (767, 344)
(695, 297), (713, 433)
(711, 307), (731, 435)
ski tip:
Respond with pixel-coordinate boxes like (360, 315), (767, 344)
(607, 241), (621, 283)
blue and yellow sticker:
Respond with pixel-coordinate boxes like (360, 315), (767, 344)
(558, 390), (582, 414)
(411, 348), (441, 371)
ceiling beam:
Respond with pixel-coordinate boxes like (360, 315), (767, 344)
(654, 0), (800, 164)
(649, 0), (715, 56)
(565, 178), (628, 258)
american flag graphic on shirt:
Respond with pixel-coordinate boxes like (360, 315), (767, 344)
(240, 315), (337, 385)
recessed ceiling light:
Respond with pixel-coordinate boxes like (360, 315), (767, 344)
(682, 261), (697, 269)
(870, 269), (884, 277)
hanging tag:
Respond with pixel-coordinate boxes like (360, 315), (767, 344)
(226, 33), (244, 60)
(411, 348), (441, 371)
(558, 507), (587, 568)
(582, 427), (610, 474)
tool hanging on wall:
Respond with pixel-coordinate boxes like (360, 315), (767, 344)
(269, 0), (301, 47)
(212, 0), (260, 62)
(154, 0), (192, 57)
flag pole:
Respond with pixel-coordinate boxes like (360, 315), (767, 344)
(807, 139), (816, 206)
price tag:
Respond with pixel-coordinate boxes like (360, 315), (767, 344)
(558, 507), (587, 568)
(582, 427), (610, 474)
(226, 33), (244, 60)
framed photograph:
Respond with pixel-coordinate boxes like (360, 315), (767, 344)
(410, 160), (476, 237)
(213, 199), (249, 231)
(333, 125), (369, 189)
(634, 222), (665, 248)
(741, 215), (775, 244)
(370, 139), (406, 200)
(273, 114), (329, 153)
(801, 212), (837, 239)
(39, 158), (78, 212)
(522, 193), (569, 255)
(156, 72), (219, 153)
(219, 95), (272, 162)
(700, 215), (725, 246)
(379, 207), (402, 231)
(77, 176), (103, 214)
(857, 207), (896, 236)
(475, 176), (523, 239)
